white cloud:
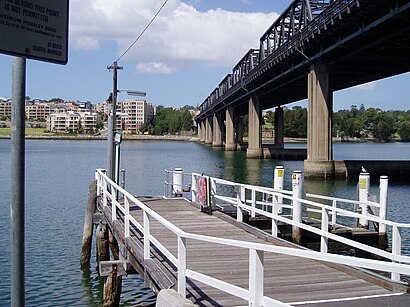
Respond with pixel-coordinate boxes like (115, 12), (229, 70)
(355, 81), (378, 91)
(137, 62), (176, 74)
(70, 0), (278, 71)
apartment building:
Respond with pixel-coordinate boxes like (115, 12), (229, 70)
(0, 99), (11, 118)
(121, 100), (155, 133)
(46, 111), (98, 133)
(95, 100), (155, 134)
(25, 103), (52, 120)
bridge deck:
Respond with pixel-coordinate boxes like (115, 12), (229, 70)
(105, 197), (409, 306)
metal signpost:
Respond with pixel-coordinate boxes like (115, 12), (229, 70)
(0, 1), (69, 305)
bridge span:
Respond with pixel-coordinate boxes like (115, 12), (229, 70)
(194, 0), (410, 178)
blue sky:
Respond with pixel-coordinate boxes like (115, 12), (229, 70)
(0, 0), (409, 111)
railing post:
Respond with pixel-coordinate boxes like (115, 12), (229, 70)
(95, 170), (101, 197)
(358, 172), (370, 228)
(391, 225), (401, 282)
(331, 199), (337, 228)
(321, 207), (329, 253)
(125, 197), (130, 238)
(379, 176), (388, 235)
(251, 189), (256, 218)
(237, 185), (244, 222)
(292, 170), (303, 245)
(103, 179), (107, 208)
(173, 168), (183, 197)
(191, 173), (197, 203)
(211, 178), (217, 210)
(274, 166), (284, 213)
(143, 211), (150, 260)
(111, 185), (117, 222)
(177, 235), (187, 298)
(272, 194), (279, 237)
(249, 249), (264, 307)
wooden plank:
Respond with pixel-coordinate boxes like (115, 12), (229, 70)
(99, 260), (128, 277)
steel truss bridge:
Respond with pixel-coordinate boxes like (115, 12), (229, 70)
(196, 0), (410, 121)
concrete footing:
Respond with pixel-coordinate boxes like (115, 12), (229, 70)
(304, 160), (335, 179)
(225, 143), (237, 151)
(246, 148), (263, 159)
(305, 160), (410, 181)
(155, 289), (196, 307)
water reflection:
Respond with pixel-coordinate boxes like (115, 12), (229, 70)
(81, 267), (103, 306)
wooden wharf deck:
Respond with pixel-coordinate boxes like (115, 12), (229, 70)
(102, 196), (410, 306)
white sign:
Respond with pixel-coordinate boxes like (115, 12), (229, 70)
(0, 0), (69, 64)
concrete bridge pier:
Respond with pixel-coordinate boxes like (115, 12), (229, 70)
(205, 116), (213, 144)
(212, 113), (223, 147)
(225, 107), (237, 151)
(304, 63), (335, 179)
(274, 106), (284, 148)
(236, 118), (244, 150)
(247, 95), (263, 159)
(198, 121), (205, 143)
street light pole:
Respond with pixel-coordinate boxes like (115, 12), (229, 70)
(107, 61), (122, 180)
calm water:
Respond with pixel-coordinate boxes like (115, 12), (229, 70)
(0, 140), (409, 306)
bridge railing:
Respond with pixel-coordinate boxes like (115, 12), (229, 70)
(186, 172), (410, 283)
(97, 169), (410, 307)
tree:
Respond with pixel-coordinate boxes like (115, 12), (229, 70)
(284, 106), (307, 138)
(49, 98), (64, 103)
(398, 121), (410, 142)
(180, 109), (193, 131)
(373, 120), (394, 141)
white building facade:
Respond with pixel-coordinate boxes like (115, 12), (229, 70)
(46, 111), (98, 133)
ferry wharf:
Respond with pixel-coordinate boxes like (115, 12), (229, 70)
(82, 169), (410, 306)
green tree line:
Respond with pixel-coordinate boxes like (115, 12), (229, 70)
(141, 106), (193, 135)
(265, 105), (410, 142)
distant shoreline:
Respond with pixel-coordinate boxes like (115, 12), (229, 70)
(0, 135), (405, 143)
(0, 134), (198, 141)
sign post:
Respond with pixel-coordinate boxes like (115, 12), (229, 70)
(1, 1), (69, 305)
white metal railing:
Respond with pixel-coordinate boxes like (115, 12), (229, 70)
(184, 171), (410, 283)
(96, 169), (410, 307)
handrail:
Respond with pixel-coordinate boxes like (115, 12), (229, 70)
(191, 173), (410, 270)
(97, 169), (410, 307)
(307, 192), (381, 208)
(164, 170), (410, 261)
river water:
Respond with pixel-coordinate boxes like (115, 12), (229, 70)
(0, 140), (409, 306)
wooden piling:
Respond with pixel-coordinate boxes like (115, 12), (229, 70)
(109, 230), (120, 260)
(80, 180), (97, 268)
(96, 223), (110, 262)
(103, 264), (121, 307)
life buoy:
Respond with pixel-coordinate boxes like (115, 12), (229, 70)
(197, 177), (207, 205)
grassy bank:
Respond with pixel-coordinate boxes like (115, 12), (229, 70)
(0, 128), (95, 138)
(0, 127), (52, 136)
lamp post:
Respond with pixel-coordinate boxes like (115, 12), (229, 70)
(107, 62), (146, 181)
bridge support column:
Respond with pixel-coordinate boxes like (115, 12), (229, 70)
(205, 117), (213, 144)
(247, 95), (263, 159)
(201, 121), (206, 142)
(225, 107), (236, 151)
(304, 64), (335, 179)
(236, 118), (244, 150)
(212, 113), (223, 147)
(197, 122), (203, 142)
(274, 106), (284, 148)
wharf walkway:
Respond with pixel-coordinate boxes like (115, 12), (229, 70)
(102, 196), (409, 306)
